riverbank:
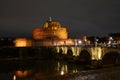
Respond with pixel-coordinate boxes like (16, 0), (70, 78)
(57, 66), (120, 80)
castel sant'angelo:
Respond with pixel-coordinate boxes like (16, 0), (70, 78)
(32, 17), (68, 40)
(14, 17), (75, 47)
(14, 17), (93, 47)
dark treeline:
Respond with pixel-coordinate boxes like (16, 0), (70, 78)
(87, 36), (107, 44)
(109, 33), (120, 37)
(0, 38), (15, 47)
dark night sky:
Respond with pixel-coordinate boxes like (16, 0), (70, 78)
(0, 0), (120, 38)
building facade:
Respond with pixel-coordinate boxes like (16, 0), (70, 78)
(32, 20), (68, 40)
(32, 18), (69, 46)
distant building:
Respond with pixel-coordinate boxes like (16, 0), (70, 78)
(108, 33), (120, 44)
(32, 18), (69, 46)
(32, 18), (68, 40)
(81, 36), (91, 45)
(14, 38), (32, 47)
(0, 37), (14, 47)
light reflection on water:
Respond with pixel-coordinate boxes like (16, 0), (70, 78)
(0, 60), (84, 80)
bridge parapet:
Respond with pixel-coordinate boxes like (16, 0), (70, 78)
(55, 46), (102, 58)
(54, 46), (120, 65)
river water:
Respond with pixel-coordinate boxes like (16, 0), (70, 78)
(0, 59), (89, 80)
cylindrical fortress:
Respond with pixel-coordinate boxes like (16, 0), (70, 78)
(32, 20), (68, 40)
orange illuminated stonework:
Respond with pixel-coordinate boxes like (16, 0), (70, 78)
(32, 20), (68, 40)
(14, 38), (32, 47)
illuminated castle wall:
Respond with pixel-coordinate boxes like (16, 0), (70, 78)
(32, 19), (68, 40)
(14, 38), (32, 47)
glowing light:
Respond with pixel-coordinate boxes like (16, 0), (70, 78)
(78, 40), (82, 44)
(72, 69), (78, 73)
(91, 47), (102, 60)
(108, 41), (111, 44)
(109, 37), (113, 40)
(60, 70), (64, 75)
(98, 47), (102, 60)
(57, 61), (60, 71)
(69, 40), (73, 44)
(98, 52), (101, 60)
(16, 70), (28, 78)
(14, 38), (32, 47)
(13, 75), (16, 80)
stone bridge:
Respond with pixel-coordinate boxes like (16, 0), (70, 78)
(54, 46), (120, 65)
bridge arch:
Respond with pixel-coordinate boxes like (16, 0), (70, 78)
(78, 50), (91, 64)
(67, 48), (73, 56)
(59, 48), (63, 54)
(102, 51), (120, 66)
(65, 48), (74, 59)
